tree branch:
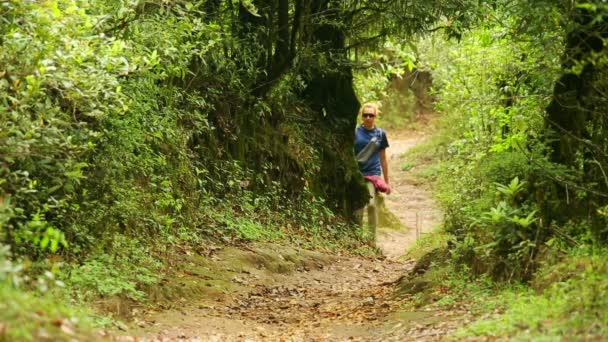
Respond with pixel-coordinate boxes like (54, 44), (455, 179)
(344, 30), (388, 50)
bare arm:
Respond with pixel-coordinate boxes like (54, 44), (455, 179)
(380, 149), (390, 194)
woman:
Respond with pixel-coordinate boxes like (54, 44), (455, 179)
(354, 102), (391, 243)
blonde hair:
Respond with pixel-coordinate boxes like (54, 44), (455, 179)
(358, 102), (381, 117)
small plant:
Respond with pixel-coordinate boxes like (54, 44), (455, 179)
(401, 160), (415, 171)
(464, 177), (540, 280)
(495, 177), (525, 198)
(66, 235), (160, 302)
(0, 245), (22, 286)
(456, 247), (608, 340)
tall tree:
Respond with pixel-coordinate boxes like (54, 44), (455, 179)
(545, 0), (608, 236)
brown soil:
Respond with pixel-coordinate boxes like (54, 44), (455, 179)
(110, 116), (464, 342)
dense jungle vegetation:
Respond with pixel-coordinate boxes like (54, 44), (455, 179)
(1, 0), (608, 340)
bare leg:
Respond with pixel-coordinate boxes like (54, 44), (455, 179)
(366, 181), (378, 246)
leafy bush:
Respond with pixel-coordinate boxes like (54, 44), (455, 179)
(67, 235), (160, 302)
(458, 246), (608, 340)
(412, 11), (568, 280)
(0, 283), (96, 341)
(459, 177), (540, 280)
(0, 0), (126, 255)
(1, 0), (363, 265)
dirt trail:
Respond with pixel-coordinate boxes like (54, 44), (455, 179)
(122, 255), (431, 341)
(378, 125), (443, 260)
(116, 120), (456, 341)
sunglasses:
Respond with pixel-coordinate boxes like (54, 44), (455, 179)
(362, 114), (376, 119)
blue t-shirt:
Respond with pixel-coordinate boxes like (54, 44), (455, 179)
(354, 125), (389, 176)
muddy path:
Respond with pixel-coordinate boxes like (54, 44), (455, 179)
(115, 120), (460, 341)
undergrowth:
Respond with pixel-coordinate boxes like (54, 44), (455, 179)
(0, 245), (103, 341)
(0, 284), (100, 341)
(456, 246), (608, 340)
(404, 228), (608, 340)
(400, 101), (608, 341)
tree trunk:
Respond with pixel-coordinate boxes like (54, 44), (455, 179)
(545, 3), (608, 236)
(302, 0), (368, 222)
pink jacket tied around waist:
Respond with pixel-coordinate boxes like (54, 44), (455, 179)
(363, 175), (390, 193)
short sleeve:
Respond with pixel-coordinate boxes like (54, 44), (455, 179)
(380, 129), (389, 149)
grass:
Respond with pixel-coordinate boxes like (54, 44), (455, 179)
(404, 228), (450, 260)
(397, 122), (450, 186)
(402, 230), (608, 341)
(400, 160), (415, 171)
(455, 247), (608, 340)
(414, 163), (442, 181)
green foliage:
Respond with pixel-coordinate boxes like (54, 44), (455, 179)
(400, 160), (415, 172)
(411, 5), (570, 280)
(542, 0), (608, 238)
(457, 246), (608, 340)
(389, 4), (608, 339)
(0, 0), (126, 255)
(0, 0), (366, 265)
(405, 233), (608, 340)
(0, 245), (99, 341)
(220, 215), (282, 242)
(460, 177), (540, 280)
(0, 283), (97, 341)
(353, 39), (428, 129)
(66, 235), (160, 302)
